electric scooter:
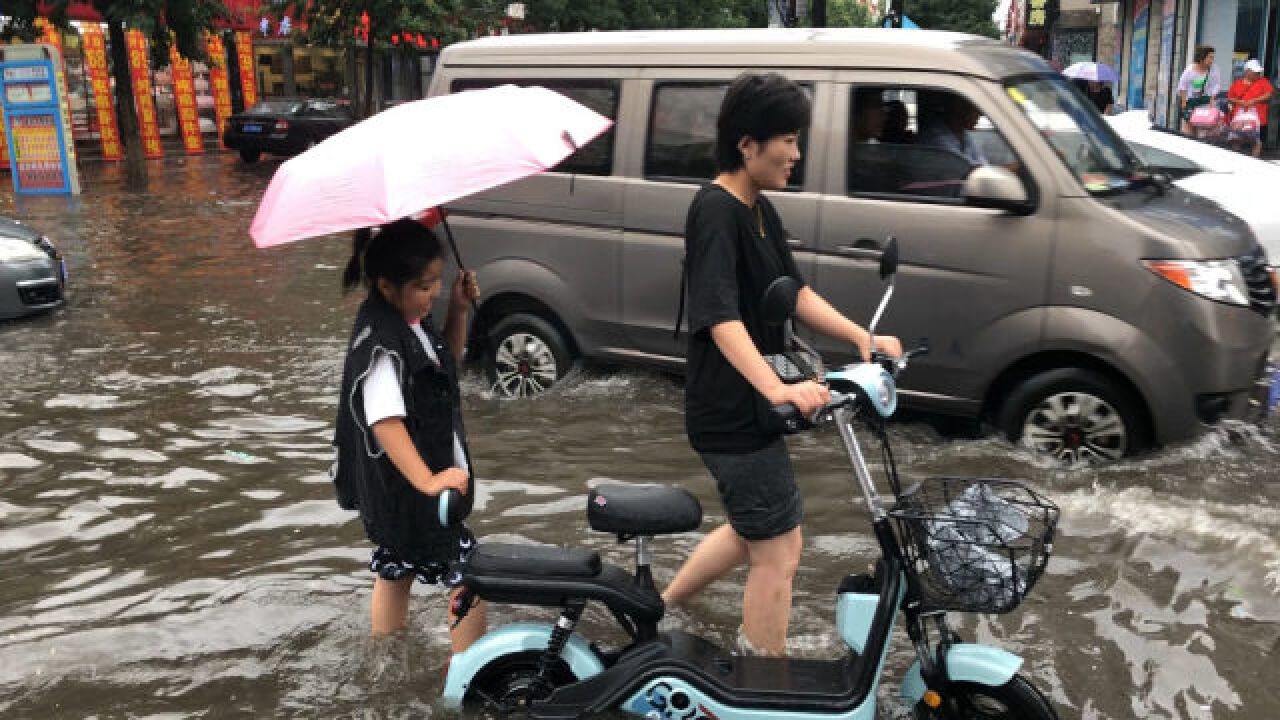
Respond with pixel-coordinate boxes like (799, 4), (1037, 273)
(438, 239), (1061, 719)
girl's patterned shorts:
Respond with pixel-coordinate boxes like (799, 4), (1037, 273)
(368, 525), (475, 587)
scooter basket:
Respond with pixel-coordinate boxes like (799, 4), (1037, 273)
(890, 477), (1058, 614)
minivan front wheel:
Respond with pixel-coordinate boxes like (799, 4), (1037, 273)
(485, 313), (574, 398)
(999, 368), (1146, 465)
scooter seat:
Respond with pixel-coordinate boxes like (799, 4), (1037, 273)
(466, 542), (601, 578)
(587, 485), (703, 537)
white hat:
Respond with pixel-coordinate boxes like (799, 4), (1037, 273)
(1244, 59), (1264, 74)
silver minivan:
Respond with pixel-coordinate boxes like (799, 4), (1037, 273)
(429, 28), (1276, 463)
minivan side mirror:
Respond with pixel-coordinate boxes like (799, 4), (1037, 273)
(963, 166), (1031, 214)
(762, 275), (802, 327)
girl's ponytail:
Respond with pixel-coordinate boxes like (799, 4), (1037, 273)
(342, 227), (373, 293)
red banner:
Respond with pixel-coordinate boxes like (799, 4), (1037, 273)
(206, 33), (234, 148)
(125, 30), (163, 158)
(80, 24), (123, 161)
(169, 43), (203, 154)
(0, 104), (9, 169)
(234, 31), (258, 109)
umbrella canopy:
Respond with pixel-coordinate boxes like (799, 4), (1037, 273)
(1063, 62), (1118, 84)
(250, 85), (613, 249)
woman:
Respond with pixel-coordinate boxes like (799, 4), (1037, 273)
(1226, 59), (1273, 157)
(661, 73), (902, 657)
(1178, 45), (1221, 134)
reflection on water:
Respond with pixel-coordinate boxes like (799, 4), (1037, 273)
(2, 155), (1279, 718)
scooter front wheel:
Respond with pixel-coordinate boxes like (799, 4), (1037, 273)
(462, 650), (577, 715)
(913, 675), (1058, 720)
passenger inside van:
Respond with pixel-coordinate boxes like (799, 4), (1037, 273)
(852, 88), (886, 143)
(883, 99), (914, 144)
(919, 93), (988, 166)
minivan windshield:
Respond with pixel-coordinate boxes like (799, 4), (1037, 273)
(1006, 75), (1142, 194)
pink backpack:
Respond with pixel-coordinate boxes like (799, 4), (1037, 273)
(1189, 105), (1224, 129)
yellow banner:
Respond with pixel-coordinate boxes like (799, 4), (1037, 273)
(234, 31), (258, 108)
(169, 44), (203, 154)
(80, 24), (123, 161)
(125, 30), (163, 158)
(206, 33), (234, 149)
(35, 19), (80, 172)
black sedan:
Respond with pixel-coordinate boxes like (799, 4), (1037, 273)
(222, 98), (355, 163)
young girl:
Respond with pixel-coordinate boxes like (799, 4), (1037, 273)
(331, 217), (486, 650)
(661, 73), (901, 657)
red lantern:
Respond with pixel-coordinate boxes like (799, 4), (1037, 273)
(416, 33), (426, 49)
(391, 34), (399, 45)
(431, 37), (439, 50)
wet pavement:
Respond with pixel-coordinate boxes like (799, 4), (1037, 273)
(1, 154), (1279, 718)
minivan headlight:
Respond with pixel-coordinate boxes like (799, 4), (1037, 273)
(1143, 259), (1249, 306)
(0, 237), (47, 263)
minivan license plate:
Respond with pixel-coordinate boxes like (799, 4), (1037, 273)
(242, 124), (262, 133)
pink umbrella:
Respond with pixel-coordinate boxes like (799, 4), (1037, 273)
(250, 84), (613, 249)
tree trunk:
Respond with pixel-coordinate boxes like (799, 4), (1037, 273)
(364, 17), (375, 118)
(107, 20), (147, 190)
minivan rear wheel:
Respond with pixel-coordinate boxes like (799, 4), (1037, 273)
(485, 313), (574, 398)
(999, 368), (1147, 465)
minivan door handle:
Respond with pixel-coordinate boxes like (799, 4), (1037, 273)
(786, 237), (804, 249)
(835, 239), (883, 260)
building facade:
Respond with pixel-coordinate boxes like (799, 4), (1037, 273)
(1011, 0), (1279, 148)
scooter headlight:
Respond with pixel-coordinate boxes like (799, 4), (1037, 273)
(1143, 259), (1249, 307)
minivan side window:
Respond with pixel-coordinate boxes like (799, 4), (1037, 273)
(645, 82), (809, 187)
(450, 78), (619, 175)
(847, 86), (1017, 200)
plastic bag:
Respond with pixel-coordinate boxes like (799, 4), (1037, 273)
(1231, 106), (1261, 133)
(1189, 105), (1224, 129)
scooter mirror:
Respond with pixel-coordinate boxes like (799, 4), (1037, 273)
(879, 237), (899, 282)
(761, 275), (802, 327)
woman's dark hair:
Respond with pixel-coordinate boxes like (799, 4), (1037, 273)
(342, 217), (444, 294)
(1193, 45), (1214, 64)
(714, 72), (811, 173)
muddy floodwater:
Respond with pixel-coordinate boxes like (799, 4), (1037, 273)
(1, 155), (1278, 718)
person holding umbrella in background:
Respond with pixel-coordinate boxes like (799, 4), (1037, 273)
(1063, 61), (1117, 115)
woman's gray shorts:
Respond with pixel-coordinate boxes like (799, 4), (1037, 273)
(699, 437), (802, 541)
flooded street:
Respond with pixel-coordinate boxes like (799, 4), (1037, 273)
(2, 154), (1279, 718)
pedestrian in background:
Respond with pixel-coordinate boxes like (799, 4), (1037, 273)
(1226, 59), (1273, 157)
(330, 218), (487, 649)
(1179, 45), (1221, 134)
(662, 72), (901, 657)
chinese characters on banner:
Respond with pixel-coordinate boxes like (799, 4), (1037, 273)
(35, 19), (80, 170)
(1026, 0), (1048, 27)
(169, 44), (203, 154)
(206, 33), (234, 148)
(125, 30), (164, 158)
(234, 31), (258, 108)
(80, 24), (123, 161)
(10, 114), (65, 190)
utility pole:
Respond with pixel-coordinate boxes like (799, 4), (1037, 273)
(811, 0), (826, 27)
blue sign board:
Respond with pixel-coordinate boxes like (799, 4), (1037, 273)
(0, 45), (79, 195)
(1127, 1), (1150, 110)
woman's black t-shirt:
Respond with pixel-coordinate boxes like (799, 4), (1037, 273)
(684, 183), (803, 454)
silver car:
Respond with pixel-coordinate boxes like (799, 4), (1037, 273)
(0, 217), (66, 320)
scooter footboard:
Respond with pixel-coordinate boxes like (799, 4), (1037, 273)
(441, 622), (606, 708)
(899, 644), (1022, 704)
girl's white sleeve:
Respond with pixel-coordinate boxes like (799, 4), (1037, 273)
(363, 353), (407, 426)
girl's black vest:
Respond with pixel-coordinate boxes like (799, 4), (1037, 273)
(331, 292), (474, 561)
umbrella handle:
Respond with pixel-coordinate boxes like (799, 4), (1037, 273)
(439, 214), (481, 315)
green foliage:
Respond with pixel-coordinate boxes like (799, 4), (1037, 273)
(522, 0), (766, 32)
(826, 0), (877, 28)
(903, 0), (1000, 38)
(302, 0), (506, 49)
